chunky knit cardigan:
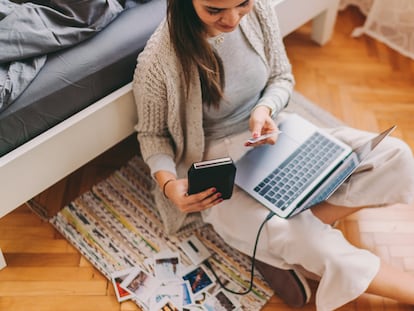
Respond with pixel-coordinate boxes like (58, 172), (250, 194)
(133, 0), (294, 234)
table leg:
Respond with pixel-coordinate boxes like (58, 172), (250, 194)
(311, 0), (340, 45)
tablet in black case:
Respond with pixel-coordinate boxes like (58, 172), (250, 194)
(187, 157), (236, 199)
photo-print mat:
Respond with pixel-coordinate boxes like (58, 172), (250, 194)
(50, 156), (273, 310)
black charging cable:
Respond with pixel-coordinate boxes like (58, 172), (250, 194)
(203, 211), (275, 295)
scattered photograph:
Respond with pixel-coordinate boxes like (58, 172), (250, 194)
(120, 267), (161, 303)
(153, 297), (180, 311)
(193, 292), (209, 305)
(203, 289), (240, 311)
(179, 235), (211, 265)
(154, 251), (181, 281)
(110, 268), (135, 302)
(181, 280), (194, 306)
(151, 282), (183, 309)
(182, 265), (215, 296)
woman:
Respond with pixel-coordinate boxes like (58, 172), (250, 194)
(133, 0), (414, 309)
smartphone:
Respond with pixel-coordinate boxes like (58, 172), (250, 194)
(246, 130), (282, 144)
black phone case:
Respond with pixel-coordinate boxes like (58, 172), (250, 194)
(187, 158), (236, 199)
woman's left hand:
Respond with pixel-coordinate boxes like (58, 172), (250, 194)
(163, 178), (223, 213)
(245, 105), (279, 147)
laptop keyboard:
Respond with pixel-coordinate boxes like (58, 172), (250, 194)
(253, 132), (345, 211)
(301, 158), (357, 210)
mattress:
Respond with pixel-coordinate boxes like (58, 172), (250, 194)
(0, 0), (166, 157)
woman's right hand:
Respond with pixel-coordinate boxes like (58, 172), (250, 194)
(163, 178), (223, 213)
(246, 105), (279, 147)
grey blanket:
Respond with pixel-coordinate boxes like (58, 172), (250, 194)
(0, 0), (124, 111)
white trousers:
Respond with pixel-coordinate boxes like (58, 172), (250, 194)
(201, 114), (414, 310)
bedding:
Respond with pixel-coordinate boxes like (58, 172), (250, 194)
(0, 0), (124, 109)
(0, 0), (165, 156)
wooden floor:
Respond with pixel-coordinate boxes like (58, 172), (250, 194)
(1, 6), (414, 311)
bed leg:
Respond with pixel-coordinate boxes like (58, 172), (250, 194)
(0, 248), (6, 270)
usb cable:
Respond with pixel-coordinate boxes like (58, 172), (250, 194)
(203, 211), (275, 295)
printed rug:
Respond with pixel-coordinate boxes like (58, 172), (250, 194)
(50, 156), (273, 311)
(49, 91), (344, 310)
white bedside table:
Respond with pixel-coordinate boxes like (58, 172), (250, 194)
(274, 0), (340, 44)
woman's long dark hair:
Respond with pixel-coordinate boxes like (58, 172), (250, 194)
(167, 0), (224, 108)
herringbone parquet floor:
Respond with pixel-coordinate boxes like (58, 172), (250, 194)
(1, 6), (414, 311)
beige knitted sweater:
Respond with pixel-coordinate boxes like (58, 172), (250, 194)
(133, 0), (294, 234)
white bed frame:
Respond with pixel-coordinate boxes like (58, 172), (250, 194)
(0, 0), (340, 221)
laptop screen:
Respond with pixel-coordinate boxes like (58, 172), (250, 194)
(353, 125), (396, 162)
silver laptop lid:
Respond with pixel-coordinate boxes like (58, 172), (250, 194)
(295, 124), (397, 214)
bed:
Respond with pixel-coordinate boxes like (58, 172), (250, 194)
(0, 0), (340, 220)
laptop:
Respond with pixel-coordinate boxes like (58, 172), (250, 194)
(235, 113), (396, 218)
